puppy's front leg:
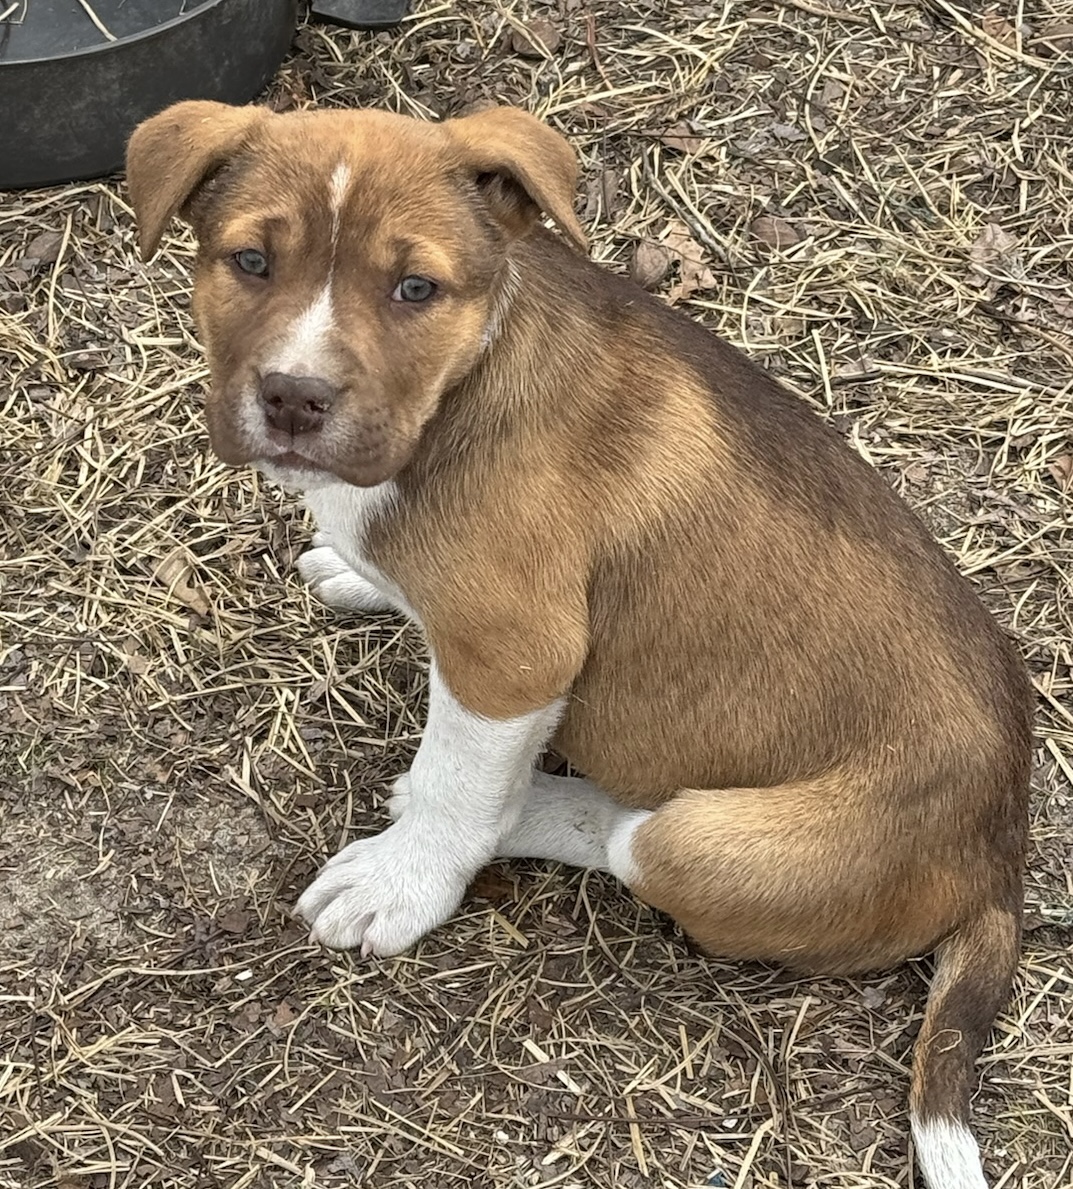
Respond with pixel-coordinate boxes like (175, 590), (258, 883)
(295, 661), (563, 956)
(297, 531), (395, 614)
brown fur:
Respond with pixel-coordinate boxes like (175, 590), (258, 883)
(126, 102), (1033, 1145)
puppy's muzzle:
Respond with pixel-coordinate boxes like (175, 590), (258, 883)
(259, 372), (338, 437)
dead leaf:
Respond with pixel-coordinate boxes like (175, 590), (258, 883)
(121, 642), (150, 676)
(819, 77), (845, 106)
(21, 229), (63, 267)
(1033, 20), (1073, 54)
(848, 1117), (878, 1151)
(770, 121), (807, 142)
(217, 907), (251, 935)
(600, 168), (620, 216)
(861, 985), (886, 1009)
(969, 222), (1019, 265)
(511, 18), (561, 58)
(662, 220), (716, 304)
(268, 1000), (299, 1034)
(832, 357), (877, 381)
(981, 10), (1018, 49)
(1049, 295), (1073, 320)
(153, 550), (212, 616)
(630, 241), (673, 290)
(750, 215), (801, 250)
(967, 222), (1025, 289)
(660, 120), (704, 155)
(469, 868), (515, 903)
(1047, 454), (1072, 491)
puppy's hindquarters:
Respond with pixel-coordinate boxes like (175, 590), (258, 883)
(505, 772), (1013, 1189)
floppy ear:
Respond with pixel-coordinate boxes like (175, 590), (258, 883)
(448, 106), (587, 252)
(125, 100), (269, 261)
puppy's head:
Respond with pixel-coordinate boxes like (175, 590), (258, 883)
(126, 102), (586, 488)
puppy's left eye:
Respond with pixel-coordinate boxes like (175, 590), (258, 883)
(234, 249), (269, 277)
(392, 276), (437, 303)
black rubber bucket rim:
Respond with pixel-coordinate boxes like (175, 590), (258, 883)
(0, 0), (298, 188)
(2, 0), (232, 66)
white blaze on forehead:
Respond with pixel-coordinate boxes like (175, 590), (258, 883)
(264, 281), (334, 376)
(329, 161), (352, 218)
(329, 161), (352, 252)
(263, 162), (351, 378)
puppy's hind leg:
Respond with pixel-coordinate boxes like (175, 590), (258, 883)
(484, 770), (651, 870)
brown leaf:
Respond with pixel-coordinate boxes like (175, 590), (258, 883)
(819, 77), (845, 106)
(600, 168), (620, 215)
(969, 222), (1019, 265)
(848, 1117), (878, 1151)
(1047, 454), (1072, 491)
(268, 1000), (299, 1034)
(217, 907), (251, 935)
(511, 18), (561, 58)
(662, 220), (716, 303)
(967, 222), (1025, 288)
(630, 241), (673, 290)
(469, 867), (515, 903)
(981, 10), (1018, 48)
(121, 641), (150, 676)
(832, 356), (877, 381)
(861, 985), (887, 1008)
(770, 121), (807, 142)
(21, 229), (63, 267)
(660, 120), (704, 155)
(1033, 21), (1073, 54)
(153, 550), (212, 616)
(750, 215), (801, 250)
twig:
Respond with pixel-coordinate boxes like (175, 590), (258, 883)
(76, 0), (116, 42)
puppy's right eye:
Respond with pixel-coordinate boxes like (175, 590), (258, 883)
(234, 249), (269, 277)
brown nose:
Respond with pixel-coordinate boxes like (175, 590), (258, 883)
(259, 372), (337, 436)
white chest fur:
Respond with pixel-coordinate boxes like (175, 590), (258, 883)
(300, 480), (417, 620)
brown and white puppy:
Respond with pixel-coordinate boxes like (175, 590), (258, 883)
(126, 101), (1031, 1189)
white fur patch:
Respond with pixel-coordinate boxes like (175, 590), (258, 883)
(297, 535), (394, 613)
(301, 481), (412, 618)
(911, 1115), (988, 1189)
(492, 771), (638, 870)
(605, 809), (652, 888)
(295, 663), (564, 955)
(329, 162), (352, 219)
(266, 282), (335, 377)
(262, 162), (350, 381)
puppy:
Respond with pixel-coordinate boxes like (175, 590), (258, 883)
(127, 101), (1031, 1189)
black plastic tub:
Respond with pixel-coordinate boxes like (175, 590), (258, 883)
(0, 0), (298, 189)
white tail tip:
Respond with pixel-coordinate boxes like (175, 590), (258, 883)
(911, 1115), (989, 1189)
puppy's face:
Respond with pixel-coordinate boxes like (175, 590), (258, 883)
(127, 104), (585, 488)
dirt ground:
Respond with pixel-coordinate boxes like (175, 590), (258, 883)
(2, 2), (1071, 1187)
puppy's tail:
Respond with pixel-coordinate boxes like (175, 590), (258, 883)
(910, 904), (1020, 1189)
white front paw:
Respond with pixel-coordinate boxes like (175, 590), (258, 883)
(293, 822), (466, 956)
(297, 541), (391, 613)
